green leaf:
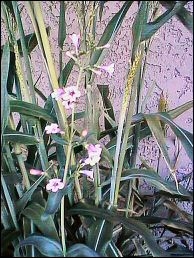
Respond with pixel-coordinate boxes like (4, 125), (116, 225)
(22, 202), (59, 241)
(1, 42), (10, 142)
(90, 1), (133, 67)
(58, 1), (66, 49)
(87, 219), (114, 255)
(3, 128), (39, 145)
(10, 100), (56, 123)
(66, 244), (100, 257)
(16, 174), (46, 216)
(51, 134), (69, 145)
(68, 202), (168, 257)
(59, 58), (75, 86)
(160, 1), (193, 33)
(14, 235), (63, 257)
(141, 1), (187, 41)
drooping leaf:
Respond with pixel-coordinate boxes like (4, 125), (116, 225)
(14, 235), (63, 257)
(141, 1), (187, 41)
(22, 202), (59, 241)
(160, 1), (193, 33)
(101, 168), (192, 198)
(66, 244), (100, 257)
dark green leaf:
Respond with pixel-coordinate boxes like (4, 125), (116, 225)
(14, 235), (63, 257)
(101, 168), (191, 198)
(51, 134), (69, 145)
(3, 128), (39, 145)
(141, 1), (187, 41)
(10, 100), (57, 123)
(16, 174), (46, 216)
(22, 202), (59, 241)
(59, 58), (75, 86)
(160, 1), (193, 33)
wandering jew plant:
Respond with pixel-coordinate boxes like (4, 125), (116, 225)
(1, 1), (193, 257)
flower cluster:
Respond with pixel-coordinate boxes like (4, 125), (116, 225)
(52, 86), (81, 109)
(84, 144), (102, 166)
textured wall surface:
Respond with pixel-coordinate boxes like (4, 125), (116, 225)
(1, 2), (193, 212)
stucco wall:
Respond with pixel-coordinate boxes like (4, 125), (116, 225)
(1, 1), (193, 210)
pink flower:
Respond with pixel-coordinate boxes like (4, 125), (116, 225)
(62, 100), (75, 109)
(84, 144), (102, 166)
(46, 178), (65, 192)
(69, 34), (80, 55)
(86, 144), (102, 156)
(98, 63), (114, 76)
(45, 123), (64, 134)
(81, 129), (88, 137)
(84, 155), (101, 166)
(62, 86), (81, 110)
(30, 169), (45, 176)
(80, 170), (94, 180)
(63, 86), (81, 102)
(51, 88), (65, 100)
